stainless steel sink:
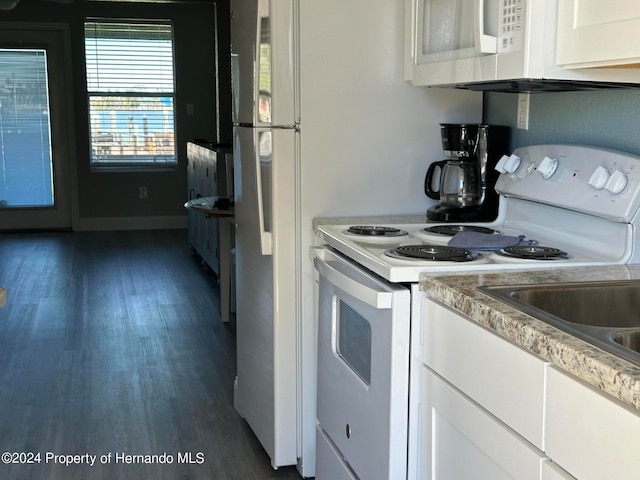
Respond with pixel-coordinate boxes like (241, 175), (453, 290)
(614, 331), (640, 353)
(480, 280), (640, 367)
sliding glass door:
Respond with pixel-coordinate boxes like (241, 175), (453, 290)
(0, 24), (73, 230)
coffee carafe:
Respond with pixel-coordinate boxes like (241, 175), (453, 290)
(425, 124), (510, 222)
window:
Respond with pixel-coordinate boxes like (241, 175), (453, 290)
(84, 20), (177, 169)
(0, 49), (54, 206)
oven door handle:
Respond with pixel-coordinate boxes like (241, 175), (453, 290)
(313, 248), (393, 309)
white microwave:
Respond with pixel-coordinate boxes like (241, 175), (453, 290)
(404, 0), (640, 91)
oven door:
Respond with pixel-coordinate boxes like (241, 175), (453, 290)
(313, 247), (411, 480)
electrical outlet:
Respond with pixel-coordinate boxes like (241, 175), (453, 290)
(517, 93), (530, 130)
(139, 186), (148, 199)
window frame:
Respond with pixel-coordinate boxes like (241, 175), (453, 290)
(84, 18), (178, 172)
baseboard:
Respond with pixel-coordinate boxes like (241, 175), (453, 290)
(74, 215), (188, 231)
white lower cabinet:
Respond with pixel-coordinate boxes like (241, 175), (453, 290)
(545, 366), (640, 480)
(422, 299), (546, 448)
(421, 367), (546, 480)
(417, 296), (640, 480)
(187, 142), (229, 276)
(418, 298), (548, 480)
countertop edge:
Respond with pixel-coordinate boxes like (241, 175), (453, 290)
(420, 266), (640, 412)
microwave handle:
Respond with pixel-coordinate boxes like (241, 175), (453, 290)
(475, 0), (497, 54)
(313, 248), (392, 309)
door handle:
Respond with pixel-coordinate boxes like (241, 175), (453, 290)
(254, 130), (272, 256)
(475, 0), (497, 54)
(313, 248), (392, 309)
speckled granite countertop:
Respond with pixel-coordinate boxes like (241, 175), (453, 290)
(420, 265), (640, 412)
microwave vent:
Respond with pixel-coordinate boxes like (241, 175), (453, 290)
(452, 79), (640, 93)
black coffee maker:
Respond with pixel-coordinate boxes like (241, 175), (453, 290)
(425, 124), (510, 222)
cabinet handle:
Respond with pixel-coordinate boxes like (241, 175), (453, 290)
(475, 0), (497, 54)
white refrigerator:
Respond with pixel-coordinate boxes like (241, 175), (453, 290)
(230, 0), (482, 476)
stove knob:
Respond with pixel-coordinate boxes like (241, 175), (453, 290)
(502, 154), (521, 174)
(495, 154), (509, 173)
(537, 156), (558, 179)
(588, 165), (609, 190)
(605, 170), (628, 194)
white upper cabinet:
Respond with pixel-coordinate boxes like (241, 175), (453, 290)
(557, 1), (640, 68)
(405, 0), (640, 88)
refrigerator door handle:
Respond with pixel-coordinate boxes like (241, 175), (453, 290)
(254, 130), (273, 256)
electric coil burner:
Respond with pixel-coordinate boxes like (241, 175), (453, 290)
(421, 225), (498, 236)
(386, 245), (481, 262)
(413, 224), (500, 244)
(344, 225), (410, 245)
(497, 245), (569, 260)
(347, 226), (408, 237)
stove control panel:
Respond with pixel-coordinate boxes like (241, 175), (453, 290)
(495, 145), (640, 222)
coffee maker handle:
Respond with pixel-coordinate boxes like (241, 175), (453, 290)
(425, 160), (446, 200)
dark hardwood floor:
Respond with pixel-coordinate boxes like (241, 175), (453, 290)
(0, 229), (304, 480)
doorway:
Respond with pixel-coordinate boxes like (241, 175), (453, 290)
(0, 24), (74, 231)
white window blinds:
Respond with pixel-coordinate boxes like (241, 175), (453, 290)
(84, 20), (177, 168)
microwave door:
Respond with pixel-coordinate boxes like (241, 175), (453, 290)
(417, 0), (498, 64)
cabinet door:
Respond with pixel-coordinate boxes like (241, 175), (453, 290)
(187, 154), (202, 252)
(204, 217), (220, 276)
(557, 1), (640, 68)
(201, 151), (217, 198)
(545, 366), (640, 480)
(422, 298), (546, 449)
(421, 367), (545, 480)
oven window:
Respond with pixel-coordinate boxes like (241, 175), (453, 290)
(337, 299), (372, 385)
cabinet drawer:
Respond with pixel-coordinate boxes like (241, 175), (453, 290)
(545, 366), (640, 480)
(422, 298), (546, 449)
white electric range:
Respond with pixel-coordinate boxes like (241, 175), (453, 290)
(317, 145), (640, 282)
(312, 144), (640, 480)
